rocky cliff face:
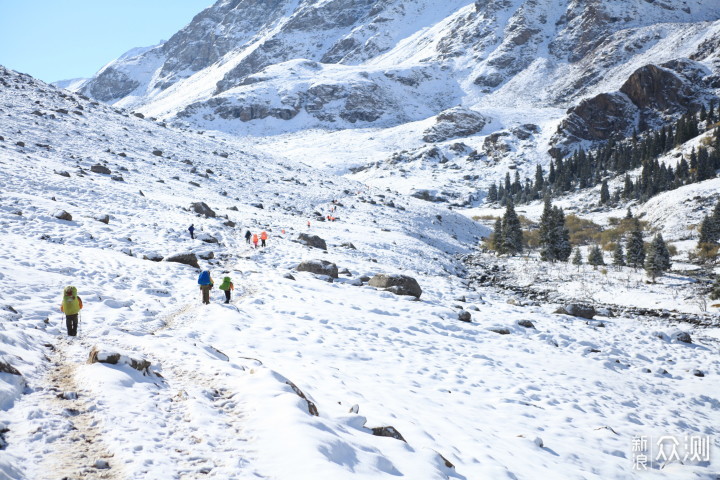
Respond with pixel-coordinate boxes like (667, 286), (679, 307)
(72, 0), (720, 170)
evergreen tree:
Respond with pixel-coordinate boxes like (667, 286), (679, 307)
(698, 215), (718, 246)
(487, 183), (498, 203)
(534, 164), (544, 194)
(625, 207), (633, 219)
(538, 198), (570, 262)
(572, 248), (583, 267)
(613, 241), (626, 267)
(501, 200), (523, 255)
(587, 245), (605, 268)
(645, 233), (671, 281)
(599, 180), (610, 205)
(626, 221), (646, 270)
(710, 276), (720, 301)
(492, 217), (505, 254)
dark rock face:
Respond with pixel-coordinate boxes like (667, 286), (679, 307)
(517, 320), (535, 329)
(164, 252), (200, 269)
(423, 107), (489, 143)
(297, 233), (327, 250)
(619, 64), (699, 112)
(81, 68), (140, 102)
(190, 202), (216, 218)
(371, 426), (406, 442)
(297, 259), (339, 278)
(672, 331), (692, 344)
(368, 274), (422, 298)
(285, 380), (319, 416)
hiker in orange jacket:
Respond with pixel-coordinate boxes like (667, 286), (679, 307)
(252, 233), (259, 248)
(260, 230), (268, 247)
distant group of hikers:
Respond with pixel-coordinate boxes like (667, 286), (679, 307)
(244, 229), (268, 248)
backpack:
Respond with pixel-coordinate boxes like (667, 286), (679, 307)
(198, 271), (211, 285)
(61, 286), (81, 316)
(219, 277), (232, 290)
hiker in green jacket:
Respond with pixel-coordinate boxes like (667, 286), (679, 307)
(219, 277), (234, 304)
(60, 286), (83, 336)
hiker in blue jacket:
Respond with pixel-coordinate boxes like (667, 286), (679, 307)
(189, 224), (195, 239)
(198, 270), (214, 304)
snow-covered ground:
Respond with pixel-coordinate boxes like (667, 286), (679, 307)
(2, 67), (720, 480)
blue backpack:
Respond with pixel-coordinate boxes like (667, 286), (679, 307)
(198, 270), (211, 285)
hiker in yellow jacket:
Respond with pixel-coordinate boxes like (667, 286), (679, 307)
(60, 286), (83, 336)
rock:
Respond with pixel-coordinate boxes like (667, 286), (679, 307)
(458, 310), (472, 322)
(285, 380), (318, 416)
(164, 252), (200, 269)
(110, 175), (124, 182)
(489, 327), (511, 335)
(223, 220), (236, 228)
(90, 164), (111, 174)
(370, 426), (406, 442)
(197, 233), (219, 244)
(368, 274), (422, 298)
(692, 369), (704, 377)
(87, 347), (152, 374)
(250, 202), (264, 209)
(58, 391), (78, 400)
(152, 149), (163, 156)
(555, 304), (595, 319)
(348, 404), (359, 414)
(143, 252), (164, 262)
(359, 275), (371, 282)
(53, 210), (72, 221)
(297, 233), (327, 250)
(94, 459), (110, 469)
(297, 260), (338, 278)
(198, 250), (214, 260)
(517, 320), (535, 329)
(533, 437), (544, 448)
(55, 170), (71, 177)
(341, 242), (357, 250)
(190, 202), (216, 218)
(0, 360), (21, 376)
(283, 273), (296, 281)
(95, 214), (110, 224)
(672, 331), (692, 344)
(423, 107), (489, 143)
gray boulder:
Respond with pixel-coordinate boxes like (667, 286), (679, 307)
(297, 233), (327, 250)
(54, 210), (72, 221)
(555, 304), (595, 319)
(87, 347), (152, 374)
(297, 260), (338, 278)
(90, 164), (111, 174)
(190, 202), (216, 218)
(95, 214), (110, 224)
(517, 320), (536, 329)
(164, 252), (200, 269)
(368, 274), (422, 298)
(422, 107), (489, 143)
(458, 310), (472, 322)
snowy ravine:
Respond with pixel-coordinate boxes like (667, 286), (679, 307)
(2, 67), (720, 480)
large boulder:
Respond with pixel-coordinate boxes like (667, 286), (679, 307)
(88, 347), (152, 375)
(555, 304), (596, 319)
(164, 252), (200, 269)
(190, 202), (216, 218)
(90, 164), (111, 174)
(297, 260), (338, 278)
(422, 107), (489, 143)
(368, 274), (422, 298)
(53, 210), (72, 221)
(297, 233), (327, 250)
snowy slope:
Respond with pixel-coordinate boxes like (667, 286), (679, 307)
(3, 65), (720, 480)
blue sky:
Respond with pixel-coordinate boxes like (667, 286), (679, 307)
(0, 1), (212, 83)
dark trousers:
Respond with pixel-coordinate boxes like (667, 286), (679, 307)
(261, 239), (266, 247)
(65, 314), (78, 336)
(224, 290), (231, 303)
(200, 285), (211, 304)
(190, 231), (195, 239)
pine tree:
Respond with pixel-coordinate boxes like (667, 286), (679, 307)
(613, 241), (626, 267)
(587, 245), (605, 268)
(626, 221), (646, 269)
(599, 180), (610, 205)
(487, 183), (498, 203)
(534, 164), (544, 195)
(538, 198), (570, 262)
(645, 233), (671, 281)
(572, 248), (583, 267)
(492, 217), (505, 254)
(501, 200), (523, 255)
(698, 215), (717, 246)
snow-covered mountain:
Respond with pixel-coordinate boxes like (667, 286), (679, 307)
(63, 0), (720, 203)
(5, 61), (720, 479)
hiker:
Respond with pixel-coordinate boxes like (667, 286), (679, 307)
(252, 233), (259, 248)
(60, 286), (83, 337)
(307, 220), (311, 228)
(198, 270), (214, 305)
(219, 276), (234, 304)
(260, 230), (268, 247)
(188, 224), (195, 239)
(244, 230), (252, 244)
